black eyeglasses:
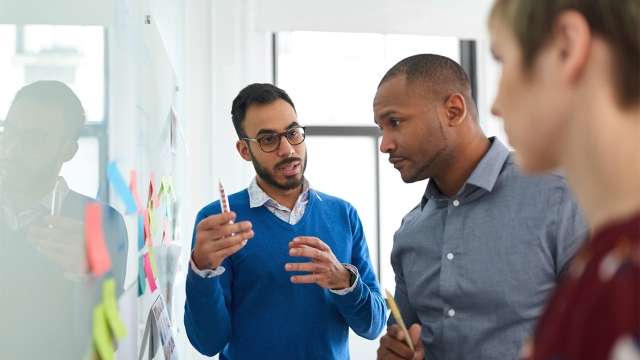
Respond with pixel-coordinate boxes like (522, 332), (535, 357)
(241, 126), (306, 153)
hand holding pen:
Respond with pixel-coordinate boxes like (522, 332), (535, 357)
(191, 179), (254, 270)
(377, 290), (425, 360)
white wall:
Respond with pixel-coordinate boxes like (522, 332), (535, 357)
(254, 0), (494, 39)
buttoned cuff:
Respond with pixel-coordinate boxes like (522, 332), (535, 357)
(189, 256), (225, 279)
(329, 264), (360, 295)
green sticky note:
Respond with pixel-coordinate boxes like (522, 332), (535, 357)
(102, 278), (128, 340)
(138, 255), (146, 296)
(93, 304), (114, 360)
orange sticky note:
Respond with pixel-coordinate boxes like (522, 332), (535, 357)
(85, 203), (112, 276)
(129, 170), (143, 214)
(144, 253), (157, 292)
(148, 175), (160, 209)
(162, 220), (169, 244)
(143, 208), (151, 245)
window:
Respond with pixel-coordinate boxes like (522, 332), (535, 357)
(0, 24), (108, 199)
(276, 31), (470, 295)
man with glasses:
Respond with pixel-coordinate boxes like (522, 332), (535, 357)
(184, 83), (386, 359)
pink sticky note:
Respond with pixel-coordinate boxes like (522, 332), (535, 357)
(144, 253), (157, 292)
(85, 203), (112, 276)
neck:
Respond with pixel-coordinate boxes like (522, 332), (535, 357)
(256, 177), (303, 210)
(4, 176), (57, 211)
(434, 132), (490, 197)
(562, 95), (640, 232)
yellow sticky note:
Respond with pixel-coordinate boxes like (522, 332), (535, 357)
(102, 278), (128, 340)
(93, 304), (115, 360)
(149, 248), (159, 277)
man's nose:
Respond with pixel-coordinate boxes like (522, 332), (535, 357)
(379, 133), (395, 154)
(277, 134), (295, 157)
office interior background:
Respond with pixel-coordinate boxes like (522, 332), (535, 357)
(0, 0), (510, 358)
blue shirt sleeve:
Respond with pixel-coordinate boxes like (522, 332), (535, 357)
(329, 205), (388, 339)
(184, 207), (233, 356)
(550, 181), (589, 276)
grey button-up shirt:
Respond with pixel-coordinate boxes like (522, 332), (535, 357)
(391, 138), (587, 360)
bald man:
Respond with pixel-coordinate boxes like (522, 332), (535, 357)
(373, 54), (587, 360)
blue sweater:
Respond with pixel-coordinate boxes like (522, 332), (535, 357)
(184, 189), (386, 359)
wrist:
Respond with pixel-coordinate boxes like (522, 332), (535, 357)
(335, 267), (353, 290)
(191, 251), (211, 270)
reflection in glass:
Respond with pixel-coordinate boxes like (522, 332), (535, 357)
(0, 81), (127, 359)
(0, 25), (105, 123)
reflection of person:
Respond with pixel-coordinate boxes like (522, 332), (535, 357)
(184, 83), (386, 359)
(489, 1), (640, 359)
(0, 81), (128, 359)
(373, 55), (588, 360)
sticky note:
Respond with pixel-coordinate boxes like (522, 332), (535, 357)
(159, 176), (175, 199)
(107, 162), (137, 214)
(137, 215), (145, 250)
(85, 203), (112, 276)
(93, 304), (115, 360)
(143, 209), (151, 246)
(129, 170), (144, 214)
(148, 175), (160, 209)
(149, 248), (159, 277)
(144, 253), (157, 292)
(138, 255), (146, 296)
(102, 278), (127, 340)
(162, 220), (169, 244)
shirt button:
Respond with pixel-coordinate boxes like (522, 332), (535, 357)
(452, 200), (460, 207)
(446, 253), (454, 260)
(448, 309), (456, 317)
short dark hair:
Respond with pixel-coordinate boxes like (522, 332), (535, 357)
(8, 80), (85, 140)
(490, 0), (639, 108)
(231, 83), (296, 138)
(379, 54), (478, 121)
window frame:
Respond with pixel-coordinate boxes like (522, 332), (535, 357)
(0, 25), (110, 202)
(273, 32), (478, 282)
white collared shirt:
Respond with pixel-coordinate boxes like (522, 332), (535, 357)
(248, 177), (310, 225)
(1, 176), (69, 230)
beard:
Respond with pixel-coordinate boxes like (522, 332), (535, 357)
(249, 148), (308, 191)
(401, 119), (448, 183)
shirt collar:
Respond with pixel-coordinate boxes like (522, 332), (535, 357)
(1, 176), (70, 229)
(421, 137), (510, 208)
(248, 177), (310, 210)
(465, 137), (510, 193)
(41, 177), (70, 213)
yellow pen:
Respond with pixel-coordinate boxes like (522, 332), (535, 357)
(385, 289), (415, 351)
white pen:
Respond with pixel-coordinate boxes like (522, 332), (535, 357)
(218, 178), (233, 224)
(51, 178), (60, 217)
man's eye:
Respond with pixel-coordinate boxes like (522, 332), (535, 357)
(258, 135), (278, 145)
(286, 129), (299, 138)
(390, 118), (401, 127)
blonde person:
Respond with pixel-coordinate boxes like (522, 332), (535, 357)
(489, 0), (640, 359)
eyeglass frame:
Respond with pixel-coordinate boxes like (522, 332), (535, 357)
(240, 126), (307, 153)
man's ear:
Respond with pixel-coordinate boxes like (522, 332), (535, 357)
(553, 10), (591, 84)
(236, 140), (252, 161)
(444, 93), (468, 127)
(61, 141), (78, 163)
